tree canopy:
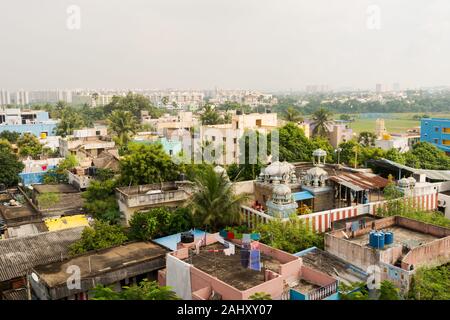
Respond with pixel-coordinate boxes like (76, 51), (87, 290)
(129, 207), (193, 240)
(69, 221), (128, 256)
(91, 279), (179, 300)
(0, 140), (25, 187)
(188, 165), (247, 231)
(119, 142), (180, 185)
(409, 264), (450, 300)
(17, 133), (43, 159)
(254, 216), (324, 254)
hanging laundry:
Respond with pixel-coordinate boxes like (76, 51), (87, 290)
(345, 222), (352, 231)
(250, 233), (261, 241)
(227, 231), (235, 240)
(250, 241), (260, 250)
(240, 248), (250, 268)
(242, 233), (251, 243)
(195, 238), (204, 255)
(249, 250), (261, 271)
(219, 229), (228, 238)
(223, 243), (235, 256)
(216, 235), (225, 244)
(351, 221), (359, 232)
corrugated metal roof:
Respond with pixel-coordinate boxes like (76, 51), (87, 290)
(376, 158), (450, 181)
(0, 227), (83, 282)
(329, 172), (389, 191)
(2, 288), (28, 300)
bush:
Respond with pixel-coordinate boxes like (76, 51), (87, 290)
(129, 207), (193, 240)
(69, 221), (128, 256)
(254, 215), (324, 254)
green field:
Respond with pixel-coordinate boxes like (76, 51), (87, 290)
(337, 113), (450, 134)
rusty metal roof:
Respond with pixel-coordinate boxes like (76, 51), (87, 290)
(329, 172), (389, 191)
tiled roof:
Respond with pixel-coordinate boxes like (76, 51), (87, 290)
(0, 227), (83, 282)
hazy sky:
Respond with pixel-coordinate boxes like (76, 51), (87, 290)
(1, 0), (450, 91)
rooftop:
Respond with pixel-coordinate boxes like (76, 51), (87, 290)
(349, 225), (439, 250)
(153, 229), (207, 251)
(32, 184), (79, 194)
(33, 242), (168, 287)
(187, 243), (282, 291)
(295, 248), (367, 285)
(0, 200), (39, 223)
(0, 228), (83, 282)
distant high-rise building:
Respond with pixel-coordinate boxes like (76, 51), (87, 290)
(11, 90), (29, 106)
(393, 83), (400, 92)
(375, 83), (383, 93)
(0, 90), (10, 106)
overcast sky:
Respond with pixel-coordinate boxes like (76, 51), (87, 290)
(1, 0), (450, 91)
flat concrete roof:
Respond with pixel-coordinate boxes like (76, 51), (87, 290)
(34, 242), (168, 287)
(0, 202), (38, 221)
(188, 243), (282, 291)
(292, 279), (320, 293)
(33, 184), (79, 194)
(349, 226), (439, 249)
(297, 248), (367, 285)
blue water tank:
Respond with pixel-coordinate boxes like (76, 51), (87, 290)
(369, 231), (385, 249)
(384, 232), (394, 245)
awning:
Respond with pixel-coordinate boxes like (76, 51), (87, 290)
(328, 172), (389, 191)
(293, 191), (314, 201)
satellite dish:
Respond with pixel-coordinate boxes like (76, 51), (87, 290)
(31, 272), (39, 282)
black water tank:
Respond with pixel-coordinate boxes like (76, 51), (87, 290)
(180, 231), (194, 243)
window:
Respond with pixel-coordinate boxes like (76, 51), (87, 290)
(223, 137), (226, 142)
(233, 138), (237, 144)
(434, 138), (439, 144)
(96, 130), (101, 136)
(256, 119), (262, 127)
(212, 136), (216, 142)
(169, 150), (173, 156)
(434, 127), (439, 132)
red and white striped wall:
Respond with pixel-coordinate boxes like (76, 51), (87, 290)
(241, 191), (439, 233)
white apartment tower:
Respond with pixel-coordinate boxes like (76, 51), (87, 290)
(0, 90), (11, 106)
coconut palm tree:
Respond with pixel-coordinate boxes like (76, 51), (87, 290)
(188, 165), (248, 231)
(249, 292), (272, 300)
(284, 106), (304, 123)
(107, 110), (139, 148)
(312, 108), (333, 137)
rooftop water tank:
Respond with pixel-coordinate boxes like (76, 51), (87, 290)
(384, 232), (394, 245)
(180, 231), (194, 243)
(369, 231), (385, 249)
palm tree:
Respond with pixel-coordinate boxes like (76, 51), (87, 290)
(249, 292), (272, 300)
(107, 110), (139, 147)
(188, 166), (248, 231)
(284, 107), (303, 123)
(312, 108), (333, 137)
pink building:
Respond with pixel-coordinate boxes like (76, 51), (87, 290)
(158, 233), (338, 300)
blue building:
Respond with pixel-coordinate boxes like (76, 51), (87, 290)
(0, 109), (58, 137)
(133, 136), (182, 156)
(420, 118), (450, 154)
